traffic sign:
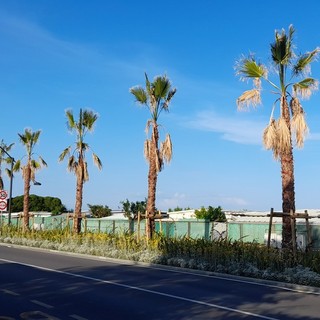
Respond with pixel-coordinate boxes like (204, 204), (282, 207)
(0, 190), (7, 200)
(0, 200), (7, 211)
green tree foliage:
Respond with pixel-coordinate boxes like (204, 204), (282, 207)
(168, 206), (191, 212)
(121, 199), (147, 220)
(11, 195), (66, 214)
(0, 139), (14, 190)
(87, 204), (112, 218)
(194, 206), (226, 222)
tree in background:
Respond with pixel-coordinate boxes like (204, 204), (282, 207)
(235, 25), (319, 249)
(87, 204), (112, 218)
(130, 73), (176, 239)
(13, 129), (47, 231)
(168, 206), (192, 212)
(11, 195), (66, 214)
(121, 198), (147, 220)
(0, 140), (14, 190)
(194, 206), (226, 222)
(59, 109), (102, 233)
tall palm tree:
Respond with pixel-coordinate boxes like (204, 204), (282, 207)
(235, 25), (319, 249)
(0, 140), (14, 190)
(13, 129), (47, 231)
(59, 108), (102, 234)
(130, 73), (176, 239)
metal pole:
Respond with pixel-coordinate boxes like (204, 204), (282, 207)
(8, 160), (13, 224)
(0, 146), (15, 225)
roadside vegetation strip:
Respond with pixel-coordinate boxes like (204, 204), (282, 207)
(0, 226), (320, 287)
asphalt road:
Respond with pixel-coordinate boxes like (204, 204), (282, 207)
(0, 244), (319, 320)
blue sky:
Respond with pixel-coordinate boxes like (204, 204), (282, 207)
(1, 0), (320, 212)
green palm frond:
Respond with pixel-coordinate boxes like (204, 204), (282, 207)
(145, 73), (152, 97)
(33, 130), (41, 144)
(293, 78), (318, 99)
(39, 156), (48, 167)
(271, 25), (294, 66)
(130, 87), (148, 104)
(235, 56), (267, 80)
(153, 75), (170, 99)
(5, 168), (13, 178)
(59, 146), (71, 162)
(4, 157), (12, 165)
(82, 109), (98, 131)
(292, 48), (320, 76)
(162, 88), (177, 110)
(13, 159), (21, 172)
(30, 159), (41, 170)
(66, 110), (76, 130)
(92, 153), (102, 170)
(18, 132), (27, 144)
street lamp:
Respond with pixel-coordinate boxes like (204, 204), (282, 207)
(0, 146), (15, 225)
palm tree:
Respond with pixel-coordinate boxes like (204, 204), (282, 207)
(0, 140), (14, 190)
(130, 73), (176, 239)
(13, 129), (47, 231)
(59, 108), (102, 234)
(235, 25), (319, 249)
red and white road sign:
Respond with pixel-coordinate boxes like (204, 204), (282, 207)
(0, 190), (7, 200)
(0, 200), (7, 211)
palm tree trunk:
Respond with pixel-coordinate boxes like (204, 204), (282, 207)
(23, 165), (31, 231)
(74, 166), (84, 234)
(146, 126), (159, 239)
(280, 96), (296, 249)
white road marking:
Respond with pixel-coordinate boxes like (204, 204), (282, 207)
(1, 289), (20, 296)
(20, 310), (59, 320)
(0, 257), (279, 320)
(31, 299), (53, 309)
(69, 314), (88, 320)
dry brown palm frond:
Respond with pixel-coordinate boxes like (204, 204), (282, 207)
(272, 145), (281, 160)
(30, 168), (35, 182)
(22, 166), (26, 179)
(291, 111), (309, 148)
(76, 163), (83, 180)
(290, 97), (301, 116)
(277, 117), (291, 154)
(263, 119), (278, 150)
(293, 78), (318, 100)
(155, 149), (163, 173)
(160, 134), (173, 163)
(83, 161), (89, 182)
(236, 88), (261, 110)
(144, 139), (151, 163)
(145, 120), (153, 136)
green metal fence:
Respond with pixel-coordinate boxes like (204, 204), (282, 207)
(2, 215), (320, 249)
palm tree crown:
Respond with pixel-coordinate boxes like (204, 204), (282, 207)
(13, 129), (47, 183)
(0, 140), (14, 190)
(236, 25), (319, 157)
(130, 73), (176, 172)
(59, 109), (102, 178)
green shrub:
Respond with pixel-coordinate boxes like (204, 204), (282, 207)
(194, 206), (226, 222)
